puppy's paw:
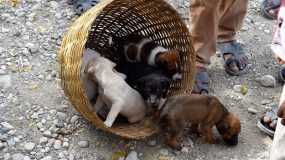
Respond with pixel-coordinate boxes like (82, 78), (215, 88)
(103, 121), (113, 128)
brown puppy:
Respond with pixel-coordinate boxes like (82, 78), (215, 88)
(159, 94), (241, 150)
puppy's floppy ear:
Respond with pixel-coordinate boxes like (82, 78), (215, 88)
(217, 122), (229, 134)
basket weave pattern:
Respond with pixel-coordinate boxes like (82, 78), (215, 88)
(58, 0), (195, 139)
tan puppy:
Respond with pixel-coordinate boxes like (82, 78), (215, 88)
(159, 94), (241, 150)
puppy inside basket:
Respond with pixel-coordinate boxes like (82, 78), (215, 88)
(80, 34), (182, 128)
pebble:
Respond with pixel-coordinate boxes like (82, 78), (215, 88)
(0, 75), (11, 88)
(248, 108), (258, 114)
(0, 122), (14, 130)
(24, 142), (35, 151)
(62, 141), (69, 148)
(12, 153), (25, 160)
(40, 137), (49, 144)
(25, 43), (38, 54)
(43, 130), (53, 138)
(54, 140), (62, 150)
(70, 115), (79, 124)
(56, 112), (67, 121)
(41, 156), (53, 160)
(78, 140), (89, 148)
(126, 151), (139, 160)
(256, 75), (276, 88)
(159, 148), (169, 156)
(0, 142), (5, 150)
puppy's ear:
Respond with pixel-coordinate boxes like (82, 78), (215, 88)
(217, 122), (229, 134)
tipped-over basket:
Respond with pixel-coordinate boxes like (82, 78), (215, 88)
(58, 0), (196, 139)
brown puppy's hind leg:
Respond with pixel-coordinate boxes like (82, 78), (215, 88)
(191, 123), (202, 137)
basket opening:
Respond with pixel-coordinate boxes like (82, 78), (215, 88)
(61, 0), (196, 138)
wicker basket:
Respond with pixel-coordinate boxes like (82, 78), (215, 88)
(58, 0), (195, 139)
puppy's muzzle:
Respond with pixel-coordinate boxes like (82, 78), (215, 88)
(147, 95), (159, 106)
(224, 134), (238, 146)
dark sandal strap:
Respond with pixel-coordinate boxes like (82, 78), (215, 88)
(218, 41), (249, 76)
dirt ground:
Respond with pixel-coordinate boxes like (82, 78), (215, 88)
(0, 0), (282, 159)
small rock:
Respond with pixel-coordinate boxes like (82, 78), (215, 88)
(0, 142), (5, 150)
(147, 140), (156, 146)
(126, 151), (139, 160)
(261, 99), (272, 105)
(181, 147), (190, 153)
(70, 115), (79, 124)
(12, 153), (25, 160)
(39, 137), (48, 144)
(233, 85), (242, 93)
(43, 130), (53, 138)
(159, 148), (168, 156)
(24, 142), (35, 151)
(56, 112), (67, 121)
(0, 75), (11, 88)
(54, 140), (62, 150)
(49, 1), (59, 9)
(24, 156), (31, 160)
(41, 156), (52, 160)
(0, 122), (14, 130)
(62, 142), (69, 148)
(25, 43), (38, 54)
(248, 108), (258, 114)
(256, 75), (276, 88)
(78, 140), (89, 148)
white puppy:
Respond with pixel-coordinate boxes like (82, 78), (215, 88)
(85, 49), (147, 127)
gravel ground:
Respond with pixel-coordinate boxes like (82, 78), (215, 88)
(0, 0), (281, 159)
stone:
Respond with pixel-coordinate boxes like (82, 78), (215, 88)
(0, 75), (11, 88)
(24, 142), (35, 151)
(12, 153), (25, 160)
(125, 151), (139, 160)
(24, 156), (31, 160)
(56, 112), (67, 121)
(41, 156), (53, 160)
(54, 140), (62, 150)
(159, 149), (169, 156)
(62, 142), (69, 148)
(70, 115), (79, 124)
(43, 130), (53, 138)
(25, 43), (38, 54)
(0, 142), (5, 150)
(256, 75), (276, 88)
(0, 122), (14, 130)
(39, 137), (48, 144)
(233, 85), (242, 93)
(248, 108), (258, 114)
(78, 140), (89, 148)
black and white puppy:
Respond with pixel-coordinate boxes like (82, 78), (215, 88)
(112, 34), (182, 80)
(117, 62), (171, 107)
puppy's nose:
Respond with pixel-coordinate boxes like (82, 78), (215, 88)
(225, 135), (238, 146)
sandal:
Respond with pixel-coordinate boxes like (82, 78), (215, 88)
(218, 41), (249, 76)
(192, 67), (209, 94)
(260, 0), (280, 20)
(257, 104), (278, 137)
(68, 0), (100, 15)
